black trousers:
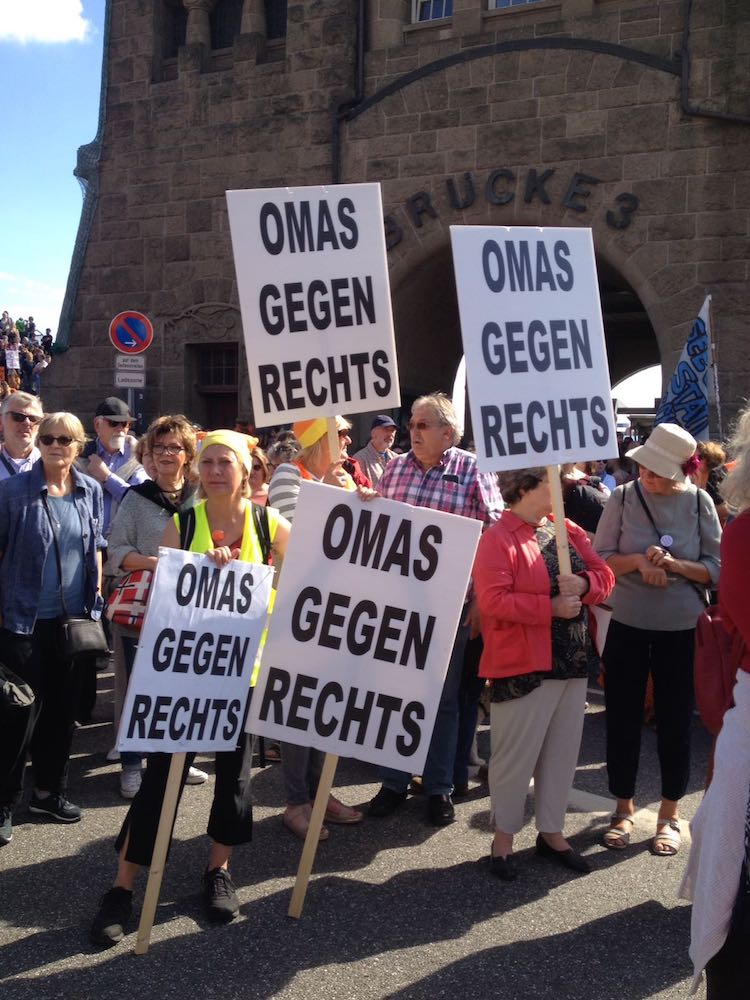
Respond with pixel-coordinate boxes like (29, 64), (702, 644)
(115, 726), (255, 867)
(705, 877), (750, 999)
(0, 620), (82, 807)
(603, 620), (695, 802)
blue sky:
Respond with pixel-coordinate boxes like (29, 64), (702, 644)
(0, 0), (105, 334)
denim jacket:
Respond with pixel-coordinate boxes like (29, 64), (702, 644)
(0, 462), (107, 634)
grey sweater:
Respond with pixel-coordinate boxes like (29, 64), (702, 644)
(105, 490), (176, 580)
(594, 482), (721, 631)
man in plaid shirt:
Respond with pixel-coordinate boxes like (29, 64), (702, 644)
(369, 392), (502, 827)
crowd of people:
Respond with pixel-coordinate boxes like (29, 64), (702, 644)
(0, 389), (747, 997)
(0, 310), (54, 400)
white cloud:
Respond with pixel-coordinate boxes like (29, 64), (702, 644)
(0, 0), (93, 44)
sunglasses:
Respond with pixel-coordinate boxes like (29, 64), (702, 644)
(152, 444), (184, 456)
(103, 418), (131, 428)
(251, 463), (264, 472)
(39, 434), (76, 447)
(9, 411), (41, 425)
(408, 420), (442, 432)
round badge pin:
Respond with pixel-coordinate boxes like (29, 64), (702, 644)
(660, 534), (674, 548)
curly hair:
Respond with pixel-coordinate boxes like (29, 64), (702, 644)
(145, 414), (197, 466)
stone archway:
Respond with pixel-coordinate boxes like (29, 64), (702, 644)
(389, 236), (660, 417)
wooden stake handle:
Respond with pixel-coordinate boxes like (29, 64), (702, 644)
(548, 465), (572, 575)
(134, 751), (186, 955)
(288, 752), (339, 919)
(326, 417), (340, 470)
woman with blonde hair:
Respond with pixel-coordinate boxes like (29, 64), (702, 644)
(0, 413), (106, 845)
(268, 416), (364, 839)
(91, 430), (291, 945)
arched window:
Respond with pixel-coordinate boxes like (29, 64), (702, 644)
(265, 0), (287, 40)
(210, 0), (244, 49)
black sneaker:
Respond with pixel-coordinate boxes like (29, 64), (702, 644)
(368, 786), (408, 818)
(0, 805), (12, 845)
(91, 887), (133, 947)
(28, 793), (82, 823)
(203, 867), (239, 924)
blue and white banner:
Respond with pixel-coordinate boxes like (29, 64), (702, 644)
(654, 296), (711, 440)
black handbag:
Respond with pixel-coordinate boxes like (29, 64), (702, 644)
(0, 662), (35, 709)
(42, 494), (109, 660)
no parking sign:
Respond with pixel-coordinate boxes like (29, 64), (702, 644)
(109, 311), (154, 355)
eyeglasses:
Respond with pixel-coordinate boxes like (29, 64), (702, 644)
(39, 434), (75, 447)
(104, 418), (131, 428)
(152, 444), (184, 456)
(9, 411), (41, 425)
(408, 420), (442, 432)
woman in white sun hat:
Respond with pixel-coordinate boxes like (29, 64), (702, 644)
(594, 423), (722, 857)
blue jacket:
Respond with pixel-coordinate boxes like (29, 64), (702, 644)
(0, 462), (106, 634)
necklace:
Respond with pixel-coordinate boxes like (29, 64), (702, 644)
(159, 481), (183, 502)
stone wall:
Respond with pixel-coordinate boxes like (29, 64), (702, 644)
(50, 0), (750, 433)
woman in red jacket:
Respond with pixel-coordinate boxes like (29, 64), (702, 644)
(474, 467), (614, 881)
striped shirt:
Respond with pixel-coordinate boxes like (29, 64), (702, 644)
(268, 463), (305, 523)
(378, 447), (502, 524)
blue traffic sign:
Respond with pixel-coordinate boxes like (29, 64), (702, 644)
(109, 311), (154, 354)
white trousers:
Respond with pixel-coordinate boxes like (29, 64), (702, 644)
(489, 677), (587, 835)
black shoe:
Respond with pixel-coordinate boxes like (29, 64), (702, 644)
(489, 845), (517, 881)
(91, 887), (133, 947)
(203, 867), (239, 923)
(28, 793), (82, 824)
(427, 794), (455, 827)
(368, 786), (408, 818)
(535, 833), (591, 874)
(452, 782), (470, 800)
(0, 805), (12, 845)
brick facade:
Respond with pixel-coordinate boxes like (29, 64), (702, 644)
(50, 0), (750, 435)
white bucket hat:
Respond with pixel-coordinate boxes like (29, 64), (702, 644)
(626, 423), (697, 482)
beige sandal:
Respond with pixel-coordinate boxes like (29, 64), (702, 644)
(323, 795), (364, 825)
(602, 812), (634, 850)
(652, 817), (681, 856)
(283, 804), (329, 842)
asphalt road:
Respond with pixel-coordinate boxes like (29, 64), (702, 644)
(0, 671), (711, 1000)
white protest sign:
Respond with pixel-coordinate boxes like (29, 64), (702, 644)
(5, 348), (19, 370)
(450, 226), (617, 472)
(119, 548), (273, 753)
(226, 183), (400, 425)
(247, 481), (481, 774)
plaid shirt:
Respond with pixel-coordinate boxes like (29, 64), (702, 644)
(378, 447), (502, 525)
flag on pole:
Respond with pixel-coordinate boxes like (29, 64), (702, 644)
(654, 295), (711, 440)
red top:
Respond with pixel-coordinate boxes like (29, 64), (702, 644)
(474, 511), (615, 679)
(719, 509), (750, 674)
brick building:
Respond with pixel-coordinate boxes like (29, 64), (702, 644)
(50, 0), (750, 437)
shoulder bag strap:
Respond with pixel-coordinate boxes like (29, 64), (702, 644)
(252, 503), (272, 564)
(178, 507), (197, 551)
(633, 479), (662, 542)
(0, 451), (17, 477)
(41, 492), (69, 616)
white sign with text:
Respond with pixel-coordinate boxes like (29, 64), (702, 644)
(246, 482), (481, 774)
(450, 226), (617, 471)
(118, 548), (273, 753)
(227, 183), (400, 425)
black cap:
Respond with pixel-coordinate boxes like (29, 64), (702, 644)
(95, 396), (132, 421)
(371, 414), (397, 430)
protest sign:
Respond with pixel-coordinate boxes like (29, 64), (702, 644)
(450, 226), (617, 473)
(4, 348), (19, 370)
(226, 183), (400, 425)
(119, 547), (274, 754)
(247, 481), (481, 775)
